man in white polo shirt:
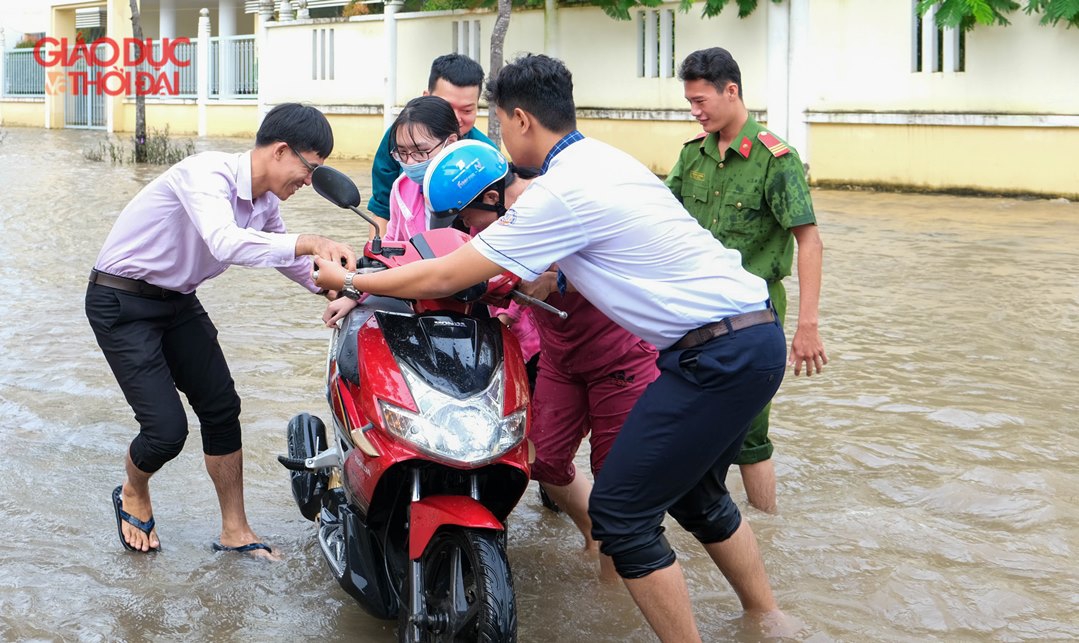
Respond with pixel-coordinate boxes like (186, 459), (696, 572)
(313, 55), (788, 640)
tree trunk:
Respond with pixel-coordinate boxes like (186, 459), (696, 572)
(487, 0), (512, 148)
(129, 0), (147, 163)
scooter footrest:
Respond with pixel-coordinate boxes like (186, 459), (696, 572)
(277, 455), (309, 471)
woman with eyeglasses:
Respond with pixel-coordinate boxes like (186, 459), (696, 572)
(321, 96), (461, 330)
(383, 95), (461, 242)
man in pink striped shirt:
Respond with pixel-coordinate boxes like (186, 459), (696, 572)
(87, 103), (355, 558)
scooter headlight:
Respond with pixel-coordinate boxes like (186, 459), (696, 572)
(379, 366), (526, 465)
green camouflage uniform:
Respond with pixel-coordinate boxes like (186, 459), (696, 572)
(666, 116), (816, 464)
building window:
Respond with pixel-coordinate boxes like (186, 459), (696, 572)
(912, 1), (964, 73)
(452, 20), (481, 62)
(637, 9), (675, 78)
(312, 28), (335, 80)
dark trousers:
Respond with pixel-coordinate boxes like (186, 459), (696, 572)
(588, 319), (787, 579)
(85, 282), (242, 473)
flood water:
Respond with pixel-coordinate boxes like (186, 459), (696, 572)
(0, 126), (1076, 642)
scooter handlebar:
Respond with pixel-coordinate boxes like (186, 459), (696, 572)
(510, 291), (568, 319)
(479, 270), (568, 319)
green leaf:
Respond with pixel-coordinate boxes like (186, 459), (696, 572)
(1026, 0), (1079, 27)
(917, 0), (1019, 30)
(736, 0), (758, 18)
(700, 0), (732, 18)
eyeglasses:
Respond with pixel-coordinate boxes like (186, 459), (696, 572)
(390, 137), (451, 164)
(288, 144), (319, 175)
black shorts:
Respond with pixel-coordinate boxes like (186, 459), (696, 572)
(85, 282), (242, 472)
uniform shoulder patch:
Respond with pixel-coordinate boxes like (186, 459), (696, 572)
(684, 131), (708, 145)
(757, 131), (790, 158)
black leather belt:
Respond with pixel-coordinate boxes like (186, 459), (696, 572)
(88, 269), (179, 299)
(671, 308), (776, 351)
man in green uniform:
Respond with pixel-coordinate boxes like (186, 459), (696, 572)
(666, 47), (827, 513)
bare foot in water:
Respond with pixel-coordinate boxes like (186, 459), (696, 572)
(579, 542), (620, 584)
(737, 609), (806, 641)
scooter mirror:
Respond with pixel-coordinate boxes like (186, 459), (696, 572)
(312, 165), (362, 209)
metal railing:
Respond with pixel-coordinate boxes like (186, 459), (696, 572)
(1, 35), (258, 101)
(125, 39), (198, 98)
(2, 49), (45, 97)
(211, 35), (258, 98)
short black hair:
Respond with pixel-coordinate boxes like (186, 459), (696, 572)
(428, 54), (485, 91)
(486, 54), (576, 133)
(256, 103), (334, 158)
(678, 47), (743, 99)
(388, 96), (461, 156)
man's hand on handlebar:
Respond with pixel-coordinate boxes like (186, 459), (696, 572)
(299, 234), (356, 271)
(519, 270), (559, 302)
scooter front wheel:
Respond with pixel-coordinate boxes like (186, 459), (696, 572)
(398, 528), (516, 643)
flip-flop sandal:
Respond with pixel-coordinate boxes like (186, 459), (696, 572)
(211, 542), (273, 554)
(112, 485), (160, 553)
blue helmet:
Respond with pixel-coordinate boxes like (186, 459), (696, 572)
(423, 140), (509, 217)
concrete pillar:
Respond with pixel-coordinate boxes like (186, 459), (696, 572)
(0, 28), (6, 103)
(659, 9), (672, 78)
(942, 27), (958, 72)
(280, 0), (294, 22)
(383, 0), (404, 129)
(921, 4), (938, 72)
(160, 0), (176, 38)
(107, 0), (136, 134)
(787, 0), (809, 164)
(544, 0), (559, 58)
(218, 0), (237, 98)
(159, 0), (176, 99)
(766, 0), (790, 138)
(643, 10), (657, 78)
(257, 0), (274, 122)
(197, 7), (210, 136)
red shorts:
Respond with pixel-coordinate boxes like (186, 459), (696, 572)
(529, 341), (659, 486)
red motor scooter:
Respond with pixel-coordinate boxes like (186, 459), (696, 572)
(279, 166), (557, 642)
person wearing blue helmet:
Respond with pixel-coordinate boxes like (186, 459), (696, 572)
(423, 140), (543, 391)
(424, 139), (510, 218)
(313, 54), (791, 641)
(322, 138), (512, 327)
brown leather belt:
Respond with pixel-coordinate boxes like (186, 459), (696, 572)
(671, 308), (776, 351)
(88, 269), (179, 299)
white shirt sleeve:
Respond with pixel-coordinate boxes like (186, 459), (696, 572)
(168, 163), (299, 268)
(472, 182), (587, 279)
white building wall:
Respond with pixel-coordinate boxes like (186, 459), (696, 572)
(807, 0), (1079, 114)
(262, 3), (770, 113)
(261, 17), (386, 105)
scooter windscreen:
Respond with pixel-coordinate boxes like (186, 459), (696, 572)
(378, 312), (501, 396)
(376, 311), (527, 465)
